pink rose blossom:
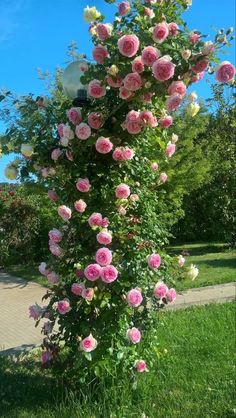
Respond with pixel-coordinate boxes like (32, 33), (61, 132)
(88, 112), (104, 129)
(71, 282), (85, 296)
(123, 147), (135, 160)
(192, 71), (204, 83)
(75, 123), (91, 140)
(181, 49), (191, 60)
(127, 288), (143, 307)
(192, 59), (209, 74)
(29, 304), (42, 320)
(123, 72), (142, 91)
(106, 75), (123, 88)
(130, 193), (139, 202)
(82, 287), (94, 301)
(166, 288), (177, 303)
(88, 80), (106, 98)
(178, 255), (186, 267)
(119, 87), (133, 100)
(57, 299), (70, 315)
(148, 253), (161, 269)
(51, 148), (62, 161)
(96, 247), (112, 266)
(140, 110), (158, 127)
(160, 172), (168, 183)
(76, 178), (91, 193)
(118, 34), (140, 57)
(102, 217), (110, 227)
(216, 61), (235, 83)
(135, 360), (147, 372)
(49, 243), (62, 257)
(159, 115), (173, 128)
(88, 212), (103, 227)
(57, 124), (74, 140)
(127, 327), (141, 344)
(39, 262), (49, 276)
(48, 229), (62, 243)
(93, 45), (109, 64)
(118, 206), (126, 216)
(84, 264), (101, 281)
(132, 56), (145, 73)
(80, 334), (97, 352)
(166, 93), (183, 112)
(100, 265), (118, 283)
(141, 46), (160, 66)
(113, 148), (124, 161)
(74, 199), (87, 213)
(118, 1), (131, 16)
(144, 7), (154, 18)
(48, 189), (59, 202)
(115, 183), (131, 199)
(47, 271), (59, 284)
(96, 23), (112, 41)
(152, 22), (169, 43)
(58, 205), (72, 221)
(165, 142), (176, 158)
(154, 281), (168, 298)
(126, 110), (140, 122)
(95, 137), (113, 154)
(168, 22), (179, 37)
(42, 351), (52, 364)
(152, 57), (175, 81)
(97, 231), (112, 245)
(189, 32), (200, 44)
(202, 41), (215, 55)
(67, 107), (82, 125)
(151, 162), (159, 171)
(167, 80), (186, 97)
(126, 120), (142, 134)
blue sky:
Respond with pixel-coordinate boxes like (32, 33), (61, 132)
(0, 0), (235, 182)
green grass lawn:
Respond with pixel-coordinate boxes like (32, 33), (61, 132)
(0, 302), (235, 418)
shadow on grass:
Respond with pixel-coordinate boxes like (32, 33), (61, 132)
(195, 257), (236, 270)
(167, 242), (231, 256)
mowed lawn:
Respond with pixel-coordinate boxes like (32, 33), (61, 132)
(0, 302), (235, 418)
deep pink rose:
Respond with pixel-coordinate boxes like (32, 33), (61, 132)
(93, 45), (109, 64)
(189, 32), (200, 44)
(118, 1), (131, 16)
(95, 137), (113, 154)
(167, 80), (186, 97)
(141, 46), (160, 66)
(58, 205), (72, 221)
(80, 334), (97, 352)
(148, 253), (161, 269)
(67, 107), (82, 125)
(123, 72), (142, 91)
(127, 289), (143, 307)
(154, 281), (168, 298)
(51, 148), (62, 161)
(57, 299), (70, 314)
(127, 327), (141, 344)
(96, 23), (112, 41)
(48, 228), (62, 243)
(192, 59), (209, 74)
(84, 264), (101, 281)
(152, 57), (175, 81)
(166, 93), (183, 112)
(106, 75), (123, 88)
(47, 271), (59, 284)
(76, 178), (91, 193)
(97, 231), (112, 245)
(88, 212), (103, 227)
(135, 360), (147, 372)
(88, 80), (106, 98)
(159, 115), (173, 128)
(119, 87), (133, 100)
(153, 22), (169, 43)
(74, 199), (87, 213)
(100, 265), (118, 283)
(132, 56), (145, 73)
(96, 247), (112, 266)
(160, 172), (168, 183)
(88, 112), (104, 129)
(118, 34), (140, 57)
(216, 61), (235, 83)
(75, 123), (91, 140)
(113, 147), (124, 161)
(168, 22), (179, 37)
(71, 282), (85, 296)
(165, 142), (176, 158)
(166, 288), (177, 303)
(115, 183), (130, 199)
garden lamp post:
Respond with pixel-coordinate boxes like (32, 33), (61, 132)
(62, 60), (89, 107)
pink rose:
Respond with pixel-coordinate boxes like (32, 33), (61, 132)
(102, 217), (109, 228)
(118, 34), (140, 57)
(113, 147), (124, 161)
(76, 178), (91, 193)
(47, 271), (59, 284)
(74, 199), (87, 213)
(119, 87), (133, 100)
(58, 205), (72, 221)
(88, 212), (103, 227)
(142, 92), (155, 103)
(135, 360), (147, 372)
(123, 147), (134, 160)
(127, 288), (143, 307)
(167, 80), (186, 97)
(96, 23), (112, 41)
(71, 282), (85, 296)
(168, 22), (179, 37)
(144, 7), (154, 18)
(42, 351), (52, 364)
(95, 137), (113, 154)
(141, 46), (160, 66)
(88, 80), (106, 98)
(49, 243), (62, 257)
(39, 262), (49, 276)
(58, 124), (74, 140)
(154, 281), (168, 298)
(118, 1), (131, 16)
(202, 41), (215, 55)
(93, 45), (109, 64)
(80, 334), (97, 352)
(106, 75), (123, 88)
(166, 288), (177, 303)
(57, 299), (70, 315)
(118, 206), (126, 216)
(140, 110), (158, 127)
(178, 255), (186, 267)
(84, 264), (101, 281)
(96, 247), (112, 266)
(152, 22), (169, 43)
(126, 120), (142, 134)
(88, 112), (104, 130)
(132, 56), (145, 73)
(216, 61), (235, 83)
(57, 123), (65, 138)
(123, 72), (142, 91)
(48, 228), (62, 243)
(126, 110), (140, 122)
(189, 32), (200, 44)
(130, 193), (139, 202)
(29, 304), (42, 320)
(82, 287), (94, 301)
(192, 71), (204, 83)
(151, 162), (158, 171)
(165, 142), (176, 158)
(97, 231), (112, 245)
(115, 183), (131, 199)
(48, 189), (59, 202)
(148, 253), (161, 269)
(127, 327), (141, 344)
(160, 172), (168, 183)
(100, 265), (118, 283)
(166, 93), (183, 112)
(192, 59), (209, 74)
(51, 148), (62, 161)
(181, 49), (191, 61)
(67, 107), (82, 125)
(159, 115), (173, 128)
(152, 57), (175, 81)
(75, 123), (91, 140)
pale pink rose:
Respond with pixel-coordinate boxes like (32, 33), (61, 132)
(60, 137), (69, 147)
(42, 351), (52, 364)
(29, 304), (42, 320)
(115, 183), (131, 199)
(165, 142), (176, 157)
(48, 229), (62, 243)
(113, 147), (124, 161)
(47, 271), (59, 284)
(153, 22), (169, 43)
(141, 46), (160, 66)
(202, 41), (215, 55)
(88, 80), (106, 98)
(178, 255), (186, 267)
(100, 265), (118, 283)
(216, 61), (236, 83)
(88, 112), (104, 129)
(140, 110), (158, 127)
(80, 334), (97, 352)
(84, 264), (101, 281)
(126, 120), (142, 134)
(57, 299), (70, 314)
(96, 247), (112, 266)
(159, 115), (173, 128)
(144, 7), (154, 18)
(153, 281), (168, 298)
(51, 148), (62, 161)
(96, 23), (112, 41)
(167, 80), (186, 97)
(102, 217), (109, 228)
(76, 178), (91, 193)
(132, 56), (145, 73)
(130, 193), (139, 202)
(166, 93), (183, 112)
(67, 107), (82, 125)
(127, 288), (143, 307)
(127, 327), (141, 344)
(166, 288), (177, 303)
(192, 59), (209, 74)
(82, 287), (94, 301)
(88, 212), (103, 227)
(181, 49), (191, 60)
(71, 282), (85, 296)
(106, 75), (123, 88)
(160, 172), (168, 183)
(118, 206), (126, 216)
(118, 1), (131, 16)
(58, 124), (74, 140)
(119, 87), (133, 100)
(135, 360), (147, 372)
(189, 32), (200, 44)
(58, 205), (72, 221)
(93, 45), (109, 64)
(75, 123), (91, 140)
(39, 262), (49, 276)
(49, 243), (62, 257)
(126, 110), (140, 122)
(152, 57), (175, 81)
(123, 147), (134, 160)
(168, 22), (179, 37)
(142, 92), (155, 103)
(95, 137), (113, 154)
(148, 253), (161, 269)
(151, 162), (158, 171)
(97, 231), (112, 245)
(123, 72), (142, 91)
(74, 199), (87, 213)
(48, 189), (59, 202)
(118, 34), (140, 57)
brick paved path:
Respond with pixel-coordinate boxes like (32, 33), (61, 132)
(0, 272), (235, 355)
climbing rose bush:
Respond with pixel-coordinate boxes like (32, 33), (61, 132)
(4, 0), (233, 382)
